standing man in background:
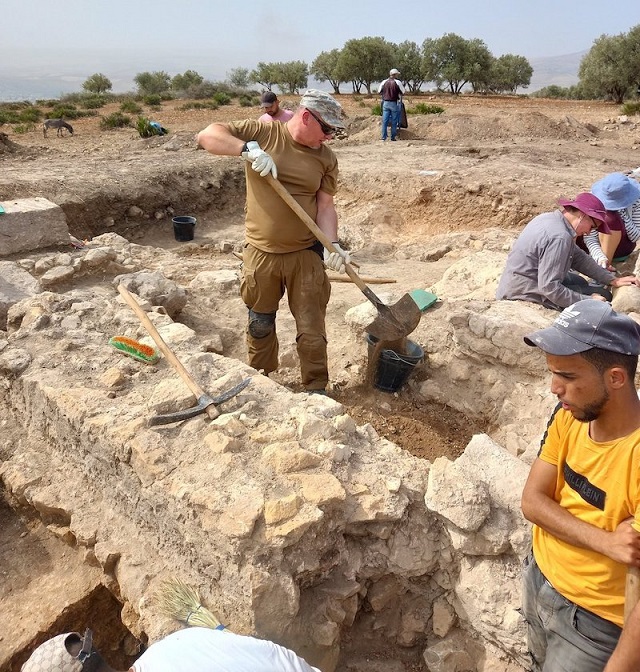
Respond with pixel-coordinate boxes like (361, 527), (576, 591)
(378, 68), (404, 142)
(258, 91), (294, 123)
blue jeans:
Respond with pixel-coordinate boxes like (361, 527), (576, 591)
(381, 101), (400, 140)
(521, 552), (620, 672)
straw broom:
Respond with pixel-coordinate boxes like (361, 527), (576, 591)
(154, 577), (225, 630)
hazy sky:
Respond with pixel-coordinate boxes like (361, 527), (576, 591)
(5, 0), (640, 64)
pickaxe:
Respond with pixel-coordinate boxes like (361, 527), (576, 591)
(117, 284), (250, 425)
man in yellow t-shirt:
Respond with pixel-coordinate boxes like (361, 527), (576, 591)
(521, 299), (640, 671)
(196, 90), (348, 393)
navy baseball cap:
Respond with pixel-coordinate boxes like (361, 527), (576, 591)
(524, 300), (640, 356)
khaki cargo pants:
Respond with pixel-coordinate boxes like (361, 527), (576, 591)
(240, 244), (331, 391)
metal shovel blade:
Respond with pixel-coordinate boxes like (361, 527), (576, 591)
(363, 292), (423, 341)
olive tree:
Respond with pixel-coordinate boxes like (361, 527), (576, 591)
(227, 67), (250, 89)
(579, 28), (640, 103)
(134, 71), (171, 95)
(311, 49), (344, 94)
(82, 73), (112, 94)
(394, 40), (425, 93)
(171, 70), (204, 92)
(250, 62), (279, 91)
(422, 33), (493, 94)
(488, 54), (533, 93)
(337, 36), (395, 94)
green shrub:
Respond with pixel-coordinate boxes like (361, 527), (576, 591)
(621, 101), (640, 116)
(143, 94), (162, 106)
(408, 103), (444, 115)
(100, 112), (132, 130)
(238, 95), (257, 107)
(372, 103), (382, 116)
(212, 92), (232, 105)
(13, 123), (34, 134)
(0, 110), (17, 124)
(120, 100), (143, 114)
(178, 100), (219, 111)
(18, 107), (43, 123)
(135, 116), (168, 138)
(49, 105), (81, 120)
(83, 96), (107, 109)
(36, 99), (60, 107)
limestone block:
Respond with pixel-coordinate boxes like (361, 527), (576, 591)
(40, 265), (75, 287)
(612, 284), (640, 314)
(0, 347), (32, 375)
(147, 378), (193, 416)
(0, 261), (40, 329)
(190, 270), (240, 292)
(290, 472), (346, 507)
(81, 247), (117, 269)
(448, 508), (512, 556)
(264, 504), (324, 546)
(203, 431), (241, 454)
(114, 270), (187, 317)
(425, 457), (490, 532)
(367, 575), (401, 612)
(100, 367), (126, 389)
(454, 556), (527, 660)
(431, 250), (506, 301)
(217, 495), (264, 539)
(262, 442), (323, 473)
(129, 431), (172, 487)
(432, 597), (457, 637)
(316, 440), (352, 463)
(264, 494), (302, 525)
(0, 197), (69, 256)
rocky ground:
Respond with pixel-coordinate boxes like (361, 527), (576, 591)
(1, 92), (640, 671)
(2, 93), (639, 457)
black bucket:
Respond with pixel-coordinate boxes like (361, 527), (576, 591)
(172, 216), (196, 241)
(366, 334), (424, 393)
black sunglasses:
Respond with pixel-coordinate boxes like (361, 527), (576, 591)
(306, 108), (336, 136)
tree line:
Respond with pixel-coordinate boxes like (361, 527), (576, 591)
(81, 26), (640, 102)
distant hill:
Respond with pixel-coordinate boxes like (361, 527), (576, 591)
(0, 47), (587, 102)
(527, 50), (586, 92)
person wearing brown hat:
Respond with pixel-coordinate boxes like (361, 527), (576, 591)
(496, 192), (640, 310)
(258, 91), (293, 124)
(21, 626), (320, 671)
(196, 90), (348, 394)
(520, 300), (640, 671)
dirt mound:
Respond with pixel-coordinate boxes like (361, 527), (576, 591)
(344, 109), (597, 146)
(0, 132), (21, 155)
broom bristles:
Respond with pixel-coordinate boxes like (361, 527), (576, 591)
(154, 577), (222, 629)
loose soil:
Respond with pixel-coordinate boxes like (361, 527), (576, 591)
(2, 91), (639, 671)
(2, 93), (638, 461)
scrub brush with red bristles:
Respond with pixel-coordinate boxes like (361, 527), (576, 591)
(108, 336), (160, 364)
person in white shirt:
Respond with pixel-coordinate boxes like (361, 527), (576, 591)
(21, 627), (321, 672)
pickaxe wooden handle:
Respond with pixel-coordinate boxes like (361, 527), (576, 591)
(625, 566), (640, 623)
(117, 284), (221, 421)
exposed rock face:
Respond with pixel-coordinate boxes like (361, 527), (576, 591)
(4, 231), (640, 671)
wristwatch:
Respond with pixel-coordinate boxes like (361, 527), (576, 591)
(241, 142), (249, 155)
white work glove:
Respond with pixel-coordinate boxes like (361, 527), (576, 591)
(323, 243), (350, 274)
(241, 141), (277, 178)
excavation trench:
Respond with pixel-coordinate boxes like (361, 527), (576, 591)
(1, 165), (531, 672)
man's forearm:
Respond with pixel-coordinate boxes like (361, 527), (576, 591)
(604, 602), (640, 671)
(522, 490), (609, 554)
(196, 123), (244, 156)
